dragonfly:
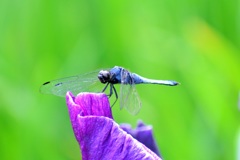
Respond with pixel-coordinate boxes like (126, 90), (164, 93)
(40, 66), (179, 115)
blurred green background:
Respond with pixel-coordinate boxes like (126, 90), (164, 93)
(0, 0), (239, 159)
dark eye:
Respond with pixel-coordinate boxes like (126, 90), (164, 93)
(98, 70), (110, 83)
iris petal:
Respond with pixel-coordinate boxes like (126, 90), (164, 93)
(121, 121), (161, 157)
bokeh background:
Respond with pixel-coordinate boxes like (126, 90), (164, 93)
(0, 0), (239, 159)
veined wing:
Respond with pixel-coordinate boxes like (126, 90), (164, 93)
(40, 70), (104, 97)
(119, 69), (142, 115)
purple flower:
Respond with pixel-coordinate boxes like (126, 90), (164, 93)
(66, 92), (162, 160)
(120, 121), (161, 158)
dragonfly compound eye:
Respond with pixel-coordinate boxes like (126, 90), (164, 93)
(98, 70), (110, 84)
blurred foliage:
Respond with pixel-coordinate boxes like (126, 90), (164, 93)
(0, 0), (239, 160)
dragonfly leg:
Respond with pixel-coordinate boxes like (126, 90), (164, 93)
(110, 84), (118, 108)
(102, 82), (110, 93)
(102, 83), (118, 107)
(108, 83), (113, 97)
(102, 82), (113, 98)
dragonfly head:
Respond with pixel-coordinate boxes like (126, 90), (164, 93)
(98, 70), (111, 84)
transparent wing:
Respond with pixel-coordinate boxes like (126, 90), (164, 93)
(40, 70), (105, 97)
(119, 69), (142, 115)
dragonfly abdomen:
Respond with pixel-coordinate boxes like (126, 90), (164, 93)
(132, 73), (179, 86)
